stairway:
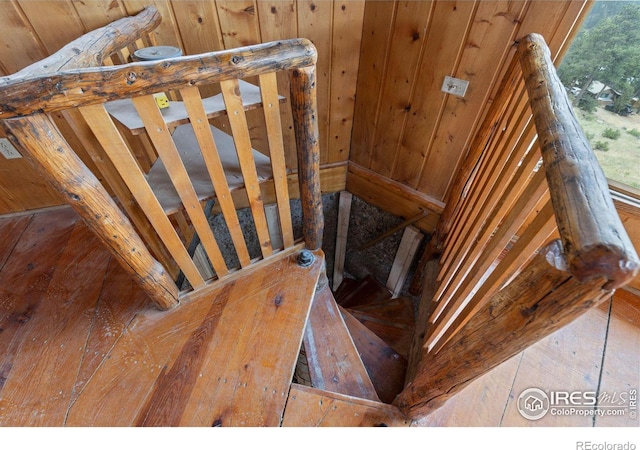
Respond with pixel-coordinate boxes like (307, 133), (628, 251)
(297, 274), (416, 405)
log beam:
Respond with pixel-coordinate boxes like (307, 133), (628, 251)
(290, 66), (323, 250)
(394, 240), (611, 419)
(0, 39), (318, 119)
(518, 33), (639, 289)
(2, 114), (178, 310)
(3, 6), (161, 77)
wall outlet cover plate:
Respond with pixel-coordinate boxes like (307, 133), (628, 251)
(441, 76), (469, 97)
(0, 138), (22, 159)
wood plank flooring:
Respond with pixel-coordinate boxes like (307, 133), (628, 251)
(0, 207), (324, 426)
(0, 207), (637, 427)
(416, 288), (640, 427)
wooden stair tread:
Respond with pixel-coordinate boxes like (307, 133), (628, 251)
(348, 296), (416, 324)
(335, 274), (392, 309)
(339, 306), (407, 404)
(302, 285), (380, 402)
(346, 309), (414, 359)
(62, 249), (323, 426)
(282, 384), (410, 427)
(105, 80), (285, 135)
(333, 277), (359, 301)
(147, 123), (273, 214)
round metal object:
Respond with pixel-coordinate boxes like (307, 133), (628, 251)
(297, 250), (315, 267)
(132, 46), (182, 61)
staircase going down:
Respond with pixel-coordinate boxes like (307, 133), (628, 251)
(297, 274), (416, 406)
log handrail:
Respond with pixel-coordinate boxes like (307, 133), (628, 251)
(399, 33), (639, 419)
(518, 33), (639, 289)
(2, 7), (162, 78)
(0, 7), (324, 311)
(0, 39), (317, 119)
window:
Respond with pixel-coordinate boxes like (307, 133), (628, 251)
(558, 1), (640, 191)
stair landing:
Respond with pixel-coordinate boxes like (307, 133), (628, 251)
(0, 208), (326, 426)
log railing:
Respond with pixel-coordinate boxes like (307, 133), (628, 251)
(0, 8), (323, 311)
(398, 33), (639, 418)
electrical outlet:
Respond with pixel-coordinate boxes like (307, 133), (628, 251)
(441, 76), (469, 97)
(0, 138), (22, 159)
(153, 92), (170, 109)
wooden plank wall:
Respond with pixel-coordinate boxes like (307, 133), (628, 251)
(5, 0), (638, 275)
(0, 0), (364, 214)
(348, 0), (592, 231)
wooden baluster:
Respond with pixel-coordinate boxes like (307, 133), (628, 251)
(60, 108), (178, 278)
(79, 104), (205, 289)
(1, 113), (179, 310)
(132, 94), (229, 278)
(396, 240), (611, 419)
(259, 72), (295, 249)
(289, 66), (323, 251)
(180, 85), (252, 267)
(426, 169), (551, 348)
(220, 78), (273, 258)
(428, 199), (557, 353)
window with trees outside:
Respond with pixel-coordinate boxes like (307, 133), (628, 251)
(558, 1), (640, 192)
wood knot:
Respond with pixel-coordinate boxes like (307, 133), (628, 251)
(231, 56), (243, 65)
(126, 72), (137, 85)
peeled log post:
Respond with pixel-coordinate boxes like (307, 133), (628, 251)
(394, 240), (611, 419)
(290, 65), (324, 251)
(518, 33), (639, 289)
(2, 114), (179, 310)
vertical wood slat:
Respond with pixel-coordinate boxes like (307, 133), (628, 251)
(1, 113), (179, 310)
(60, 108), (177, 278)
(180, 86), (252, 268)
(348, 0), (397, 168)
(428, 197), (557, 353)
(437, 118), (538, 292)
(386, 226), (423, 298)
(327, 0), (366, 164)
(393, 0), (476, 188)
(259, 72), (294, 249)
(438, 143), (542, 302)
(256, 0), (298, 169)
(438, 89), (531, 269)
(395, 240), (611, 420)
(429, 167), (550, 334)
(132, 94), (229, 277)
(368, 0), (434, 178)
(78, 103), (204, 289)
(220, 78), (273, 258)
(333, 191), (353, 290)
(297, 0), (332, 164)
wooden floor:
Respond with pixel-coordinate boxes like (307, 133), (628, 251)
(417, 286), (640, 427)
(0, 206), (637, 427)
(0, 206), (329, 426)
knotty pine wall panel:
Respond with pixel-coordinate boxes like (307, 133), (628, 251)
(350, 0), (592, 222)
(0, 0), (365, 214)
